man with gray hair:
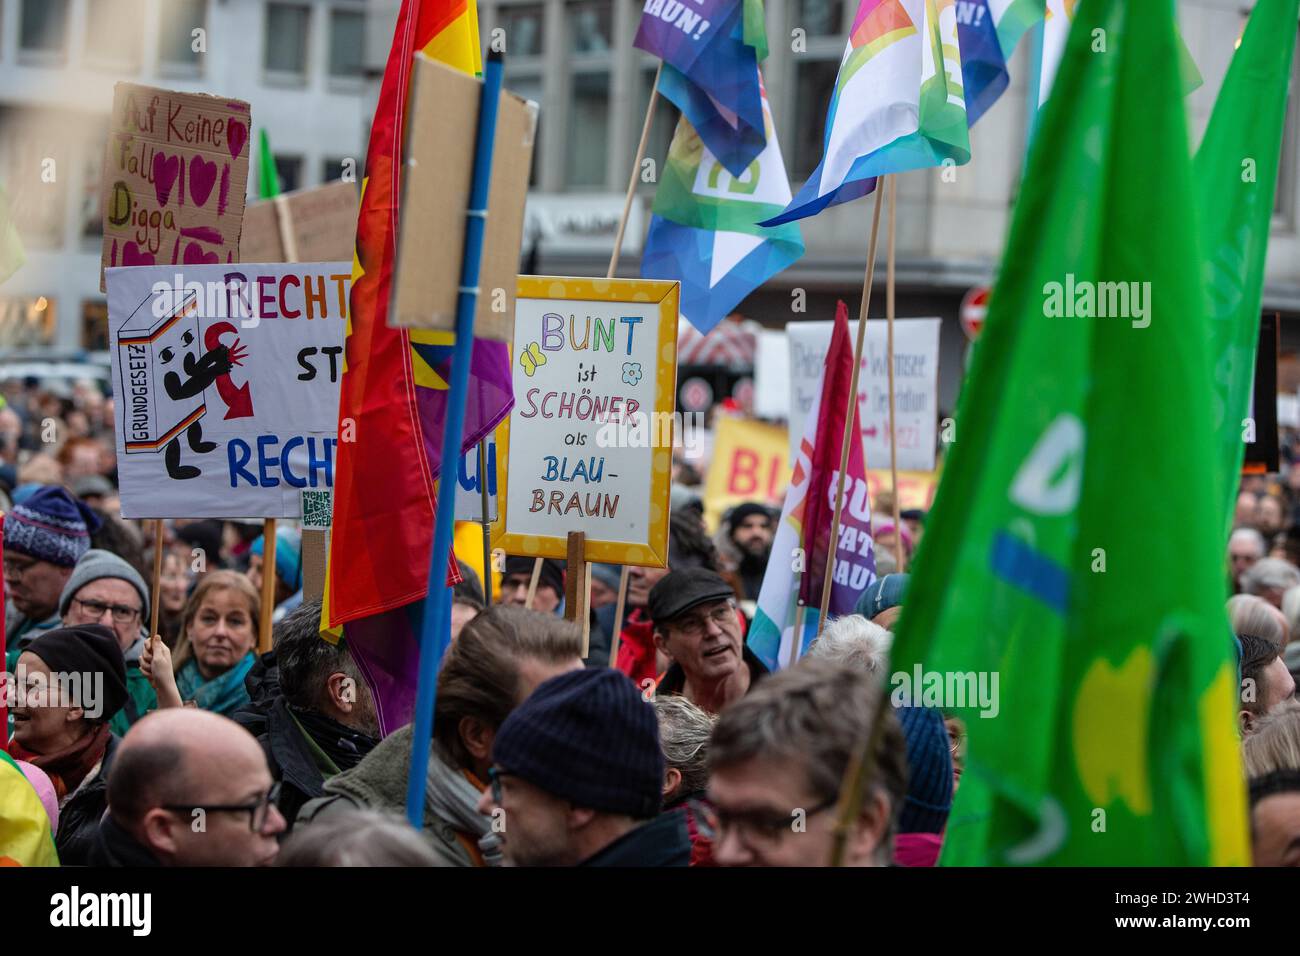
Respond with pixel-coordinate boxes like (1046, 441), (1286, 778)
(1229, 527), (1267, 594)
(232, 599), (380, 828)
(806, 614), (893, 672)
(1241, 557), (1300, 609)
(706, 658), (907, 867)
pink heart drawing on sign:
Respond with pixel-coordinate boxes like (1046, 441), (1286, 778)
(226, 119), (248, 160)
(152, 152), (181, 206)
(122, 242), (156, 266)
(189, 155), (218, 207)
(183, 241), (218, 265)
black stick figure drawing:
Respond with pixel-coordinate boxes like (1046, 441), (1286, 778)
(159, 330), (235, 480)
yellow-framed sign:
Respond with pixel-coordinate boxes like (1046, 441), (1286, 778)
(493, 276), (680, 566)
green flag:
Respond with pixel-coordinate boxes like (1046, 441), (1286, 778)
(889, 0), (1248, 866)
(257, 127), (281, 200)
(1198, 0), (1300, 536)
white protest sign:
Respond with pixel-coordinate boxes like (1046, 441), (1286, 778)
(787, 318), (941, 472)
(454, 434), (499, 522)
(495, 276), (679, 566)
(107, 261), (351, 518)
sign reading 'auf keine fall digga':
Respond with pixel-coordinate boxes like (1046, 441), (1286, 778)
(100, 83), (252, 291)
(494, 276), (680, 566)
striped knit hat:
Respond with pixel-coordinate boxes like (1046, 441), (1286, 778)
(3, 485), (101, 567)
(896, 705), (954, 834)
(492, 668), (664, 819)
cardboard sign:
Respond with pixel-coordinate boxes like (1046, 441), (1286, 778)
(390, 54), (537, 340)
(239, 180), (359, 264)
(704, 417), (789, 530)
(787, 319), (942, 472)
(100, 84), (251, 291)
(106, 261), (351, 519)
(494, 276), (680, 566)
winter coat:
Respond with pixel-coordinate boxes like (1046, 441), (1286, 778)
(55, 732), (120, 866)
(578, 810), (691, 867)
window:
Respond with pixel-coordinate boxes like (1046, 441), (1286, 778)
(159, 0), (206, 68)
(82, 301), (109, 352)
(566, 72), (609, 188)
(498, 3), (544, 57)
(1276, 40), (1299, 224)
(265, 3), (310, 78)
(791, 59), (841, 182)
(794, 0), (846, 37)
(569, 0), (611, 54)
(329, 9), (364, 78)
(275, 156), (303, 193)
(0, 297), (57, 349)
(20, 0), (69, 56)
(84, 0), (144, 70)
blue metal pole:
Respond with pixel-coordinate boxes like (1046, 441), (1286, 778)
(405, 50), (506, 827)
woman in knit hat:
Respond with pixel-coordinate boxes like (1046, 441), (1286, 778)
(8, 623), (130, 865)
(144, 570), (261, 716)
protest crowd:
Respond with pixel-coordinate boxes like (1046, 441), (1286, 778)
(0, 371), (1297, 868)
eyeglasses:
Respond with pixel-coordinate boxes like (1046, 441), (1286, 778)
(488, 767), (516, 805)
(671, 601), (737, 639)
(163, 782), (282, 833)
(73, 596), (142, 624)
(2, 557), (37, 578)
(691, 795), (838, 846)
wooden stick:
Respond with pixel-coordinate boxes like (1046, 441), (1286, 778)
(607, 565), (630, 669)
(886, 176), (903, 571)
(524, 557), (543, 610)
(563, 531), (590, 655)
(786, 602), (807, 670)
(604, 64), (663, 659)
(816, 181), (887, 638)
(582, 562), (592, 658)
(478, 439), (493, 606)
(149, 519), (164, 643)
(258, 518), (276, 653)
(828, 673), (893, 867)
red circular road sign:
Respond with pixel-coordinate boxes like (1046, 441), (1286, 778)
(961, 285), (990, 342)
(680, 376), (715, 413)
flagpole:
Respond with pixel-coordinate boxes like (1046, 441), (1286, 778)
(605, 61), (661, 666)
(478, 439), (493, 606)
(886, 175), (903, 570)
(406, 50), (506, 829)
(815, 180), (886, 639)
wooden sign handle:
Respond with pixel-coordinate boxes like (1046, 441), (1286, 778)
(563, 531), (590, 657)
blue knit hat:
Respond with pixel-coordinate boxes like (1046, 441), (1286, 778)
(4, 485), (101, 567)
(251, 527), (303, 591)
(492, 669), (664, 819)
(896, 706), (953, 834)
(855, 573), (910, 619)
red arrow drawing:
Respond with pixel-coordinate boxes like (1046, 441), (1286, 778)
(204, 322), (254, 419)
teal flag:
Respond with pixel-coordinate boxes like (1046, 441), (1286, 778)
(1197, 0), (1300, 536)
(888, 0), (1249, 866)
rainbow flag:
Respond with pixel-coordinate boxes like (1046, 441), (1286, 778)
(0, 751), (58, 866)
(762, 0), (970, 226)
(326, 0), (511, 731)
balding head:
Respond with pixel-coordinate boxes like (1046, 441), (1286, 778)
(108, 708), (285, 866)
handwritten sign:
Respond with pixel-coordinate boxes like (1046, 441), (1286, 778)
(494, 276), (680, 566)
(106, 261), (350, 519)
(787, 319), (941, 472)
(454, 433), (500, 522)
(703, 416), (788, 530)
(100, 84), (251, 291)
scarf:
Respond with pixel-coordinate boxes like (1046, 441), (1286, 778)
(10, 722), (110, 803)
(288, 704), (378, 774)
(176, 653), (256, 715)
(425, 747), (503, 866)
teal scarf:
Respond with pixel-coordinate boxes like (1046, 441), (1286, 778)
(176, 653), (255, 715)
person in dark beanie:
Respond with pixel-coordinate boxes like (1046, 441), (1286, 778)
(651, 569), (765, 714)
(4, 485), (102, 665)
(721, 501), (775, 601)
(477, 668), (690, 867)
(499, 556), (565, 614)
(854, 572), (910, 631)
(7, 624), (129, 864)
(59, 549), (158, 736)
(892, 706), (953, 867)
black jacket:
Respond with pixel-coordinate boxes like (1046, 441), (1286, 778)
(232, 694), (331, 830)
(579, 809), (691, 867)
(88, 812), (160, 867)
(56, 732), (120, 866)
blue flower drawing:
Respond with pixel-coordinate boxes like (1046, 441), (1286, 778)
(622, 362), (643, 386)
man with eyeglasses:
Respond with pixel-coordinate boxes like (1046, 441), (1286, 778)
(3, 485), (101, 668)
(648, 569), (767, 714)
(92, 708), (286, 866)
(58, 549), (158, 736)
(705, 658), (908, 867)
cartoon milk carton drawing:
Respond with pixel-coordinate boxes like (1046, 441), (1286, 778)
(116, 289), (234, 479)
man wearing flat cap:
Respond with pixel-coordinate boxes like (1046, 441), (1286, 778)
(648, 569), (767, 714)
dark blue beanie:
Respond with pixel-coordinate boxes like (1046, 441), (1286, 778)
(4, 485), (101, 567)
(492, 669), (664, 819)
(855, 573), (910, 619)
(896, 706), (953, 834)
